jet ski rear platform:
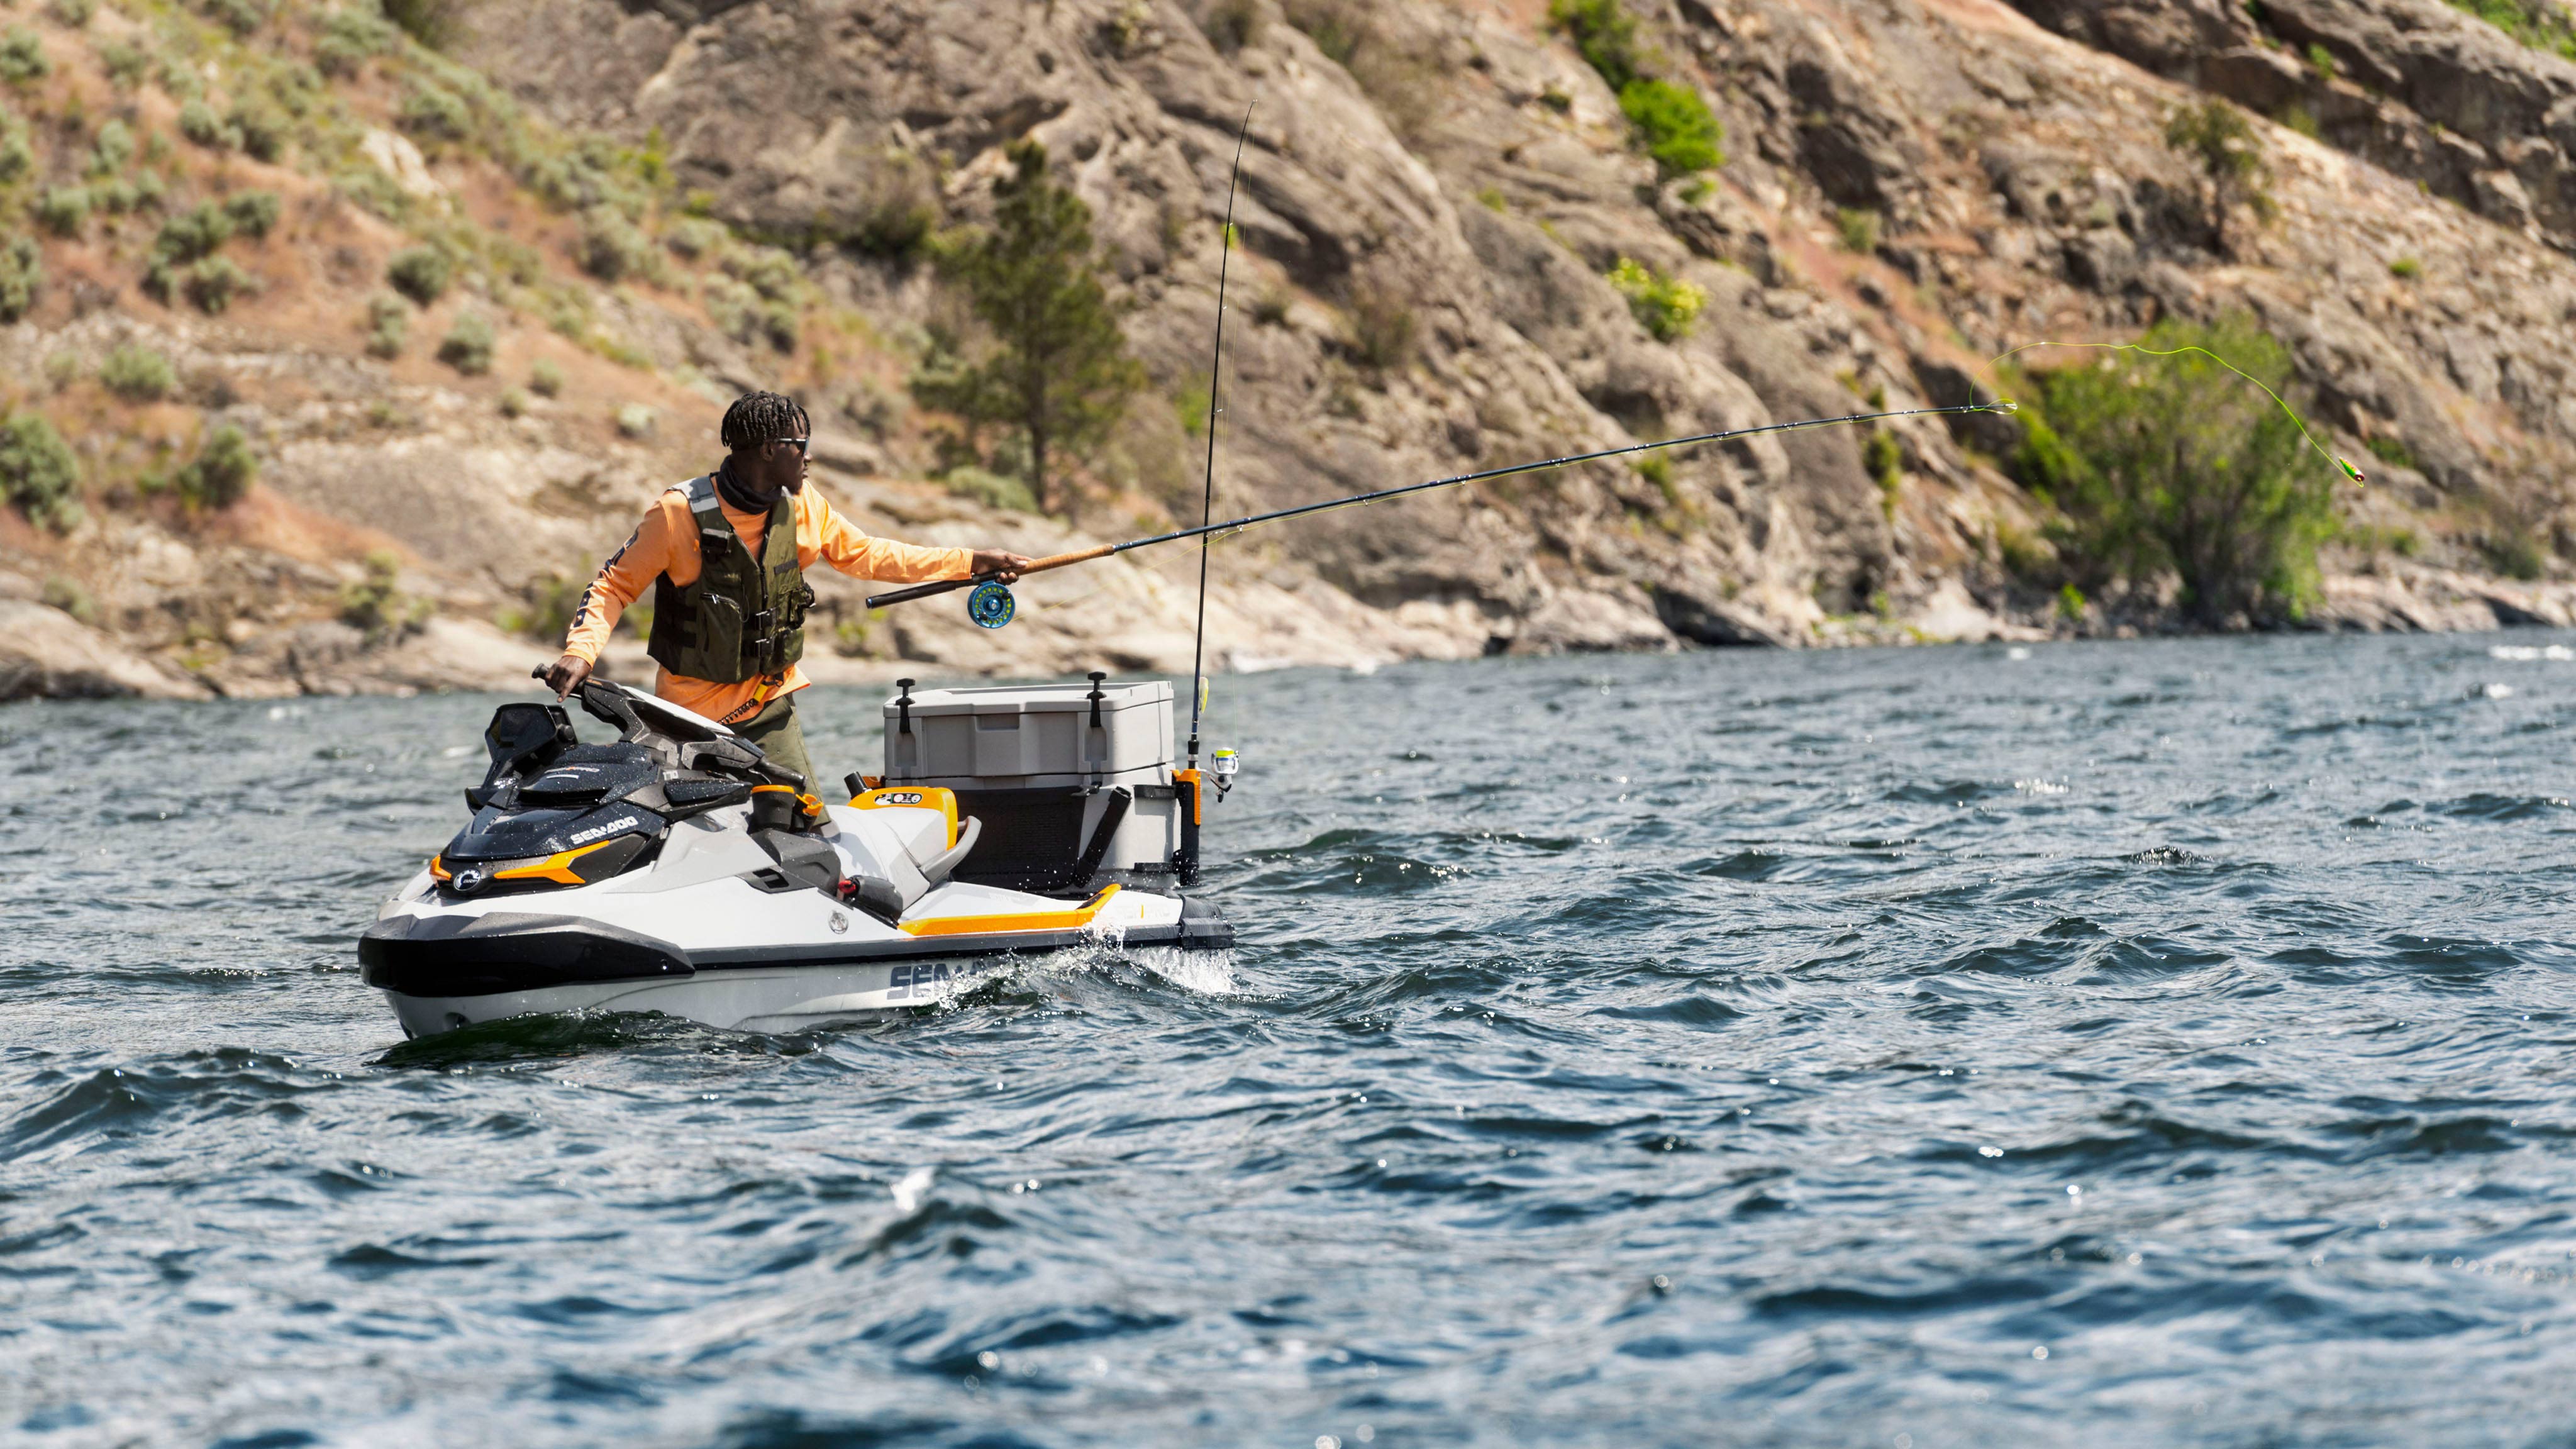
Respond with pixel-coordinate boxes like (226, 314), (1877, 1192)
(362, 675), (1234, 1038)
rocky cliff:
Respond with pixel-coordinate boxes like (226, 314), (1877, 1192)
(6, 0), (2576, 703)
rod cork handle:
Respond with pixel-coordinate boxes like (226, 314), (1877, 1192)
(865, 544), (1119, 609)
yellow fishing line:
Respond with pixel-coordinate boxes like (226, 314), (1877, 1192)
(1987, 341), (2367, 485)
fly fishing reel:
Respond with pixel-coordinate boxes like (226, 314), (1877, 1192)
(967, 579), (1016, 630)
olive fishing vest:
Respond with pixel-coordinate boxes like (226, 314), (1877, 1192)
(645, 475), (814, 682)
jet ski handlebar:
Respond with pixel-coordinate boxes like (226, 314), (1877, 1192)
(526, 667), (802, 789)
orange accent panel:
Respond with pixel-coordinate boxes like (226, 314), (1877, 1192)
(428, 854), (450, 882)
(1175, 769), (1203, 826)
(899, 885), (1121, 938)
(491, 838), (619, 886)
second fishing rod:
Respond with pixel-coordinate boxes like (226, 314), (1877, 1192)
(866, 398), (2019, 616)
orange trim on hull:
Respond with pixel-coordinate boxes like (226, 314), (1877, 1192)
(491, 838), (619, 886)
(899, 884), (1121, 938)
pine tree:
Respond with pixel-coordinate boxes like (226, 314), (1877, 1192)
(914, 140), (1145, 514)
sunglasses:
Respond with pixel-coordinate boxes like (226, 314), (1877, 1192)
(775, 437), (810, 455)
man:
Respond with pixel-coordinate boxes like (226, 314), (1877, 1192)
(541, 391), (1030, 788)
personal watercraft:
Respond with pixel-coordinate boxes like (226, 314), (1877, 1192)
(360, 674), (1234, 1038)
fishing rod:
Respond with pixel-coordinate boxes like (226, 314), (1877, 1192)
(1185, 101), (1254, 782)
(867, 399), (2019, 613)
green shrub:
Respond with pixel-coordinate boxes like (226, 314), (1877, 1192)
(1546, 0), (1724, 174)
(498, 386), (527, 418)
(99, 343), (176, 401)
(1835, 206), (1880, 254)
(1865, 428), (1902, 518)
(178, 99), (236, 150)
(2363, 434), (2418, 472)
(436, 311), (493, 374)
(42, 575), (96, 622)
(36, 186), (91, 236)
(1632, 453), (1680, 513)
(2446, 0), (2576, 58)
(2389, 255), (2422, 279)
(1546, 0), (1641, 88)
(52, 0), (93, 26)
(92, 174), (155, 214)
(183, 255), (248, 313)
(155, 53), (204, 101)
(2014, 314), (2335, 625)
(340, 549), (429, 639)
(397, 82), (470, 142)
(96, 38), (145, 87)
(380, 0), (464, 48)
(154, 203), (234, 264)
(364, 292), (407, 357)
(314, 5), (397, 75)
(0, 236), (38, 323)
(196, 0), (264, 36)
(0, 27), (50, 84)
(1342, 281), (1415, 369)
(724, 244), (804, 303)
(87, 118), (133, 176)
(223, 190), (281, 238)
(229, 103), (286, 162)
(386, 245), (450, 304)
(1198, 0), (1261, 52)
(498, 572), (591, 640)
(2165, 99), (2272, 238)
(0, 121), (31, 182)
(1618, 78), (1724, 175)
(43, 352), (79, 391)
(614, 402), (654, 438)
(2167, 99), (2263, 182)
(1606, 255), (1704, 341)
(0, 412), (80, 529)
(574, 206), (650, 280)
(528, 357), (564, 396)
(939, 465), (1038, 513)
(174, 423), (255, 508)
(664, 216), (726, 260)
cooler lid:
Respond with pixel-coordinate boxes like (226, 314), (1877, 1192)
(885, 680), (1174, 717)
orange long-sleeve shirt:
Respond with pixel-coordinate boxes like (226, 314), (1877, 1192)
(564, 480), (972, 726)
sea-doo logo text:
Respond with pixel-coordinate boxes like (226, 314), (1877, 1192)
(886, 962), (954, 1000)
(452, 868), (486, 892)
(570, 815), (640, 844)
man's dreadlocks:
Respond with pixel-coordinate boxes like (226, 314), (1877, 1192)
(719, 391), (809, 453)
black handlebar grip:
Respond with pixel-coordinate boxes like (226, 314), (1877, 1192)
(867, 576), (978, 609)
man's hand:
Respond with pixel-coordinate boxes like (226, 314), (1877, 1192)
(542, 652), (593, 699)
(972, 547), (1033, 583)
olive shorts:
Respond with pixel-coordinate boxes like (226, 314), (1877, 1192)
(735, 694), (817, 791)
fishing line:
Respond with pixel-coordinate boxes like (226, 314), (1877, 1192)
(865, 399), (2015, 611)
(1985, 340), (2367, 484)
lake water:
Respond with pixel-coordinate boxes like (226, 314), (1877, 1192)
(8, 632), (2576, 1446)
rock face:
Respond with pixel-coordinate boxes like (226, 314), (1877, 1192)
(452, 0), (2576, 649)
(7, 0), (2576, 701)
(2011, 0), (2576, 255)
(0, 599), (211, 702)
